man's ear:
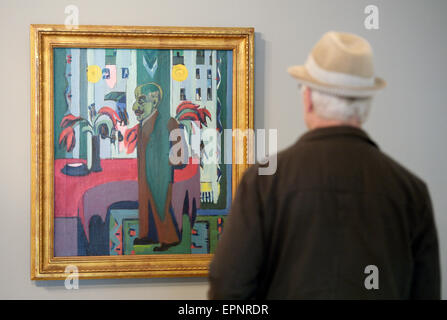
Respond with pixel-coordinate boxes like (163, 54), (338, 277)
(303, 86), (313, 113)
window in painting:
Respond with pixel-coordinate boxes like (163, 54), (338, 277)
(196, 50), (205, 65)
(180, 88), (186, 101)
(207, 87), (212, 101)
(173, 50), (184, 65)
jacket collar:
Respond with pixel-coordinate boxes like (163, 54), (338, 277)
(297, 125), (379, 149)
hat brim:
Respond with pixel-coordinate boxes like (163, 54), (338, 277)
(287, 65), (386, 98)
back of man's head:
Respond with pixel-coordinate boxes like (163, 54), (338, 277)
(301, 85), (372, 129)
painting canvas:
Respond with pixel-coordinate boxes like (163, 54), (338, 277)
(54, 48), (232, 256)
(31, 25), (253, 279)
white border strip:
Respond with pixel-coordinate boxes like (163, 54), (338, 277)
(305, 55), (374, 87)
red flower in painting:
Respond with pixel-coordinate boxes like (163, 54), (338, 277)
(59, 126), (76, 152)
(98, 106), (120, 127)
(60, 114), (83, 128)
(175, 101), (212, 128)
(123, 124), (139, 154)
(58, 106), (122, 152)
(197, 108), (211, 127)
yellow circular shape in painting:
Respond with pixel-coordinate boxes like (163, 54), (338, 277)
(87, 65), (101, 83)
(172, 64), (188, 82)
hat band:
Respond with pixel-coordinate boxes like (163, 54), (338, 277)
(305, 55), (374, 87)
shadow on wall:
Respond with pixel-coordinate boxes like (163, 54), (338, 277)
(254, 32), (266, 131)
(34, 276), (208, 290)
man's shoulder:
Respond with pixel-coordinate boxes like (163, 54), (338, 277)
(275, 135), (429, 199)
(244, 142), (298, 176)
(377, 150), (429, 196)
(241, 134), (430, 203)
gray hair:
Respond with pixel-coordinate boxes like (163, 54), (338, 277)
(302, 86), (372, 124)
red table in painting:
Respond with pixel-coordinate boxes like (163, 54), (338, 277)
(54, 159), (138, 248)
(53, 158), (200, 256)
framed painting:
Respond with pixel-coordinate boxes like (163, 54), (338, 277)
(30, 25), (254, 279)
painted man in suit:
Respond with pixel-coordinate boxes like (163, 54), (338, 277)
(132, 82), (181, 251)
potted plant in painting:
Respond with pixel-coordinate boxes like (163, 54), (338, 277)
(58, 103), (122, 173)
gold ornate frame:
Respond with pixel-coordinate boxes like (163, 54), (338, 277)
(30, 25), (254, 280)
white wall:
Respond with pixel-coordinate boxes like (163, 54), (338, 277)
(0, 0), (446, 299)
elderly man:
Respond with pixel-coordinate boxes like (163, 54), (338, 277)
(208, 31), (440, 299)
(131, 82), (181, 250)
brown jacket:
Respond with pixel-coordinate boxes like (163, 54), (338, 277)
(209, 126), (440, 299)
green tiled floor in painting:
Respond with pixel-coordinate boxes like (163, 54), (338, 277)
(121, 214), (224, 255)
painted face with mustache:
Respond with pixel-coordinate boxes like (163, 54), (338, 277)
(132, 88), (161, 122)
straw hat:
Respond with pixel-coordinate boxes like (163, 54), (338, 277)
(288, 31), (386, 97)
